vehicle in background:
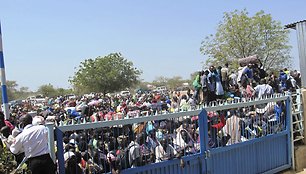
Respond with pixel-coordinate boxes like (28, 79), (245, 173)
(176, 86), (190, 92)
(26, 94), (47, 106)
(120, 91), (131, 96)
(135, 88), (151, 94)
(26, 96), (37, 101)
(153, 86), (168, 94)
(84, 92), (96, 98)
(34, 98), (46, 107)
(8, 99), (24, 107)
(26, 94), (44, 101)
(66, 94), (77, 99)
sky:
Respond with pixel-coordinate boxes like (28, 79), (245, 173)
(0, 0), (305, 91)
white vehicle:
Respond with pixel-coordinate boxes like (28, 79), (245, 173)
(84, 92), (95, 98)
(66, 94), (77, 99)
(120, 91), (131, 96)
(26, 96), (37, 101)
(155, 86), (168, 93)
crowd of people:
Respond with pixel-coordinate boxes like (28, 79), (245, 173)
(0, 61), (300, 174)
(192, 62), (301, 105)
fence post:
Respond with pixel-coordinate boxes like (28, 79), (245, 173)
(286, 96), (294, 170)
(199, 109), (208, 153)
(198, 109), (209, 173)
(46, 123), (56, 163)
(56, 128), (65, 174)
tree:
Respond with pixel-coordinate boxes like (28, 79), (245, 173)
(0, 81), (34, 101)
(15, 86), (33, 100)
(200, 9), (292, 71)
(6, 81), (18, 100)
(167, 76), (184, 90)
(19, 87), (30, 93)
(137, 81), (150, 90)
(57, 88), (73, 96)
(37, 84), (58, 97)
(70, 53), (142, 95)
(152, 76), (168, 87)
(150, 76), (190, 91)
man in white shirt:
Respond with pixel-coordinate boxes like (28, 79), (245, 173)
(10, 114), (55, 174)
(229, 71), (237, 86)
(253, 79), (274, 99)
(155, 137), (177, 163)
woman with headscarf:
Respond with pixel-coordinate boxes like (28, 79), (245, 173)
(173, 122), (197, 154)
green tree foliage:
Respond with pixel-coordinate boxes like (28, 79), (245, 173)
(6, 81), (18, 100)
(14, 86), (31, 100)
(57, 88), (73, 96)
(37, 84), (73, 97)
(0, 81), (34, 101)
(37, 84), (58, 97)
(0, 81), (73, 102)
(151, 76), (189, 91)
(152, 76), (168, 87)
(167, 76), (184, 90)
(136, 80), (151, 91)
(200, 9), (292, 71)
(70, 53), (142, 95)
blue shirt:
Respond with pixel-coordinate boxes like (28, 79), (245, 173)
(243, 67), (253, 79)
(274, 104), (282, 121)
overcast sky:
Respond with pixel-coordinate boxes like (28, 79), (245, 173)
(0, 0), (305, 90)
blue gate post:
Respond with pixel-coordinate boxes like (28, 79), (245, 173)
(46, 123), (56, 163)
(198, 109), (209, 174)
(56, 128), (65, 174)
(286, 96), (294, 169)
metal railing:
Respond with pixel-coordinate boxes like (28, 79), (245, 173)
(47, 93), (292, 174)
(291, 89), (304, 143)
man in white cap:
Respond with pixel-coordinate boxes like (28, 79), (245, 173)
(10, 114), (55, 174)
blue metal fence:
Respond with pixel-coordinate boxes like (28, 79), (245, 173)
(49, 94), (292, 174)
(203, 95), (292, 174)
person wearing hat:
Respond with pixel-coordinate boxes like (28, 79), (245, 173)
(9, 114), (55, 174)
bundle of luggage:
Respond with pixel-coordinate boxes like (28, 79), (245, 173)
(238, 55), (259, 66)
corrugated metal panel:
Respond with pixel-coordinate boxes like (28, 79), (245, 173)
(121, 155), (205, 174)
(296, 21), (306, 87)
(285, 19), (306, 29)
(209, 133), (289, 174)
